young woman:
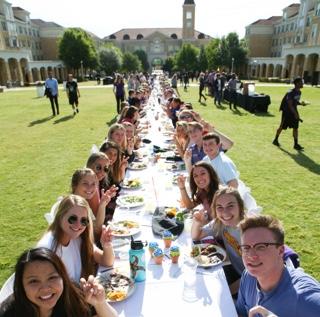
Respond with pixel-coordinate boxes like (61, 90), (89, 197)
(174, 121), (190, 157)
(177, 161), (219, 217)
(113, 75), (125, 114)
(191, 187), (245, 295)
(71, 168), (117, 235)
(107, 124), (135, 163)
(122, 121), (141, 150)
(119, 106), (139, 126)
(37, 195), (114, 283)
(0, 247), (117, 317)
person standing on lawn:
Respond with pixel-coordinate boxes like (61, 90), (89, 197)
(45, 70), (59, 116)
(66, 74), (80, 115)
(272, 77), (308, 151)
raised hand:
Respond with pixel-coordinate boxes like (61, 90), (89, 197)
(80, 275), (105, 306)
(177, 174), (186, 189)
(100, 224), (113, 247)
(249, 305), (278, 317)
(193, 209), (208, 223)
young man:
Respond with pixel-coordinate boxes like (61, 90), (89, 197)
(45, 70), (59, 116)
(202, 133), (238, 188)
(236, 215), (320, 317)
(66, 74), (80, 115)
(273, 77), (307, 150)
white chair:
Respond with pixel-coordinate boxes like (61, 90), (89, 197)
(0, 273), (14, 304)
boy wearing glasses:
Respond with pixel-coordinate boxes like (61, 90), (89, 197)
(236, 215), (320, 317)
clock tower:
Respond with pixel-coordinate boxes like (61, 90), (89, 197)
(182, 0), (195, 39)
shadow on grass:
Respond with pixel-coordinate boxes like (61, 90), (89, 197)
(106, 115), (118, 127)
(53, 114), (74, 124)
(254, 112), (275, 117)
(231, 108), (247, 116)
(199, 101), (207, 106)
(279, 148), (320, 175)
(28, 115), (54, 127)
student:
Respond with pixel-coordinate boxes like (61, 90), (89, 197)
(192, 187), (245, 295)
(37, 195), (114, 282)
(174, 121), (190, 158)
(0, 247), (117, 317)
(71, 168), (117, 235)
(177, 161), (219, 216)
(236, 215), (320, 317)
(66, 74), (80, 115)
(113, 75), (125, 114)
(122, 121), (141, 150)
(272, 77), (307, 150)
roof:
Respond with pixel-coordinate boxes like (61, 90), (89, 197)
(251, 16), (282, 26)
(184, 0), (195, 4)
(31, 19), (63, 28)
(104, 27), (211, 40)
(12, 6), (28, 12)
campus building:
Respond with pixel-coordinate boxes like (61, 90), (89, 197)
(104, 0), (211, 68)
(0, 0), (69, 86)
(246, 0), (320, 84)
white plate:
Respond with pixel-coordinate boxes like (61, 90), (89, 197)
(121, 178), (142, 190)
(191, 244), (226, 268)
(111, 220), (140, 237)
(117, 195), (144, 208)
(97, 272), (135, 302)
(128, 162), (148, 170)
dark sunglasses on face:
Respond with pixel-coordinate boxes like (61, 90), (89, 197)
(95, 164), (108, 173)
(180, 115), (192, 120)
(67, 215), (89, 227)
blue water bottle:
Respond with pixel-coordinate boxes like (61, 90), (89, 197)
(129, 237), (146, 282)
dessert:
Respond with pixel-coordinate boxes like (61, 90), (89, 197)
(162, 230), (174, 248)
(148, 241), (159, 256)
(170, 245), (180, 263)
(153, 248), (164, 265)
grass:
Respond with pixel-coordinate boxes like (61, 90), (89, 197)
(0, 82), (319, 286)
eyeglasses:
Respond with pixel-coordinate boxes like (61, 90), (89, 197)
(94, 164), (108, 173)
(67, 215), (89, 227)
(239, 242), (281, 255)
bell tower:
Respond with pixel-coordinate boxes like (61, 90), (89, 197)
(182, 0), (195, 39)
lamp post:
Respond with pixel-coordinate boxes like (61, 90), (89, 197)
(231, 57), (235, 74)
(80, 60), (84, 80)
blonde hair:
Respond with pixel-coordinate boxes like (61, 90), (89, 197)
(107, 123), (127, 151)
(48, 194), (96, 279)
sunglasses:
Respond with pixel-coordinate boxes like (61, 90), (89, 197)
(67, 215), (89, 227)
(180, 115), (192, 120)
(95, 164), (108, 173)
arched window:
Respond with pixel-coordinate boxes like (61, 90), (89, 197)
(109, 34), (116, 40)
(123, 34), (130, 40)
(198, 33), (205, 39)
(170, 33), (178, 39)
(137, 34), (144, 40)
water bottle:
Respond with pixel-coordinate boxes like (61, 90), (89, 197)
(129, 236), (147, 282)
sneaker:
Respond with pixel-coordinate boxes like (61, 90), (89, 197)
(272, 139), (280, 146)
(73, 111), (76, 115)
(76, 108), (79, 113)
(294, 144), (304, 150)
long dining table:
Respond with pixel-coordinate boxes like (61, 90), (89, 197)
(105, 83), (238, 317)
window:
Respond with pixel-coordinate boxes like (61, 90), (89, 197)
(290, 23), (294, 31)
(186, 21), (192, 28)
(316, 3), (320, 16)
(186, 11), (192, 19)
(123, 34), (130, 40)
(136, 34), (143, 40)
(170, 33), (178, 39)
(109, 34), (116, 39)
(1, 21), (7, 31)
(5, 37), (10, 46)
(306, 17), (311, 27)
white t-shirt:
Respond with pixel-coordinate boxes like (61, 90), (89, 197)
(37, 231), (82, 282)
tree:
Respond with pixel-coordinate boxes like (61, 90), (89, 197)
(58, 28), (98, 72)
(99, 44), (122, 75)
(174, 43), (199, 72)
(163, 56), (175, 74)
(133, 50), (149, 72)
(198, 46), (208, 72)
(122, 52), (142, 73)
(226, 33), (248, 72)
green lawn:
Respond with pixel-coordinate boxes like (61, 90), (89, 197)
(0, 83), (319, 286)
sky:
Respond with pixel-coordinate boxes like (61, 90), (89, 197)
(10, 0), (297, 39)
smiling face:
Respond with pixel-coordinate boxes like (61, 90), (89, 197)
(215, 194), (241, 227)
(23, 261), (63, 316)
(192, 166), (210, 190)
(125, 125), (135, 139)
(111, 128), (126, 145)
(187, 127), (203, 143)
(241, 227), (284, 284)
(61, 205), (88, 244)
(203, 138), (220, 159)
(73, 174), (97, 200)
(91, 157), (109, 181)
(105, 148), (118, 166)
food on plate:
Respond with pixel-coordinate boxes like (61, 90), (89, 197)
(97, 272), (134, 302)
(190, 244), (225, 266)
(128, 162), (147, 170)
(111, 220), (139, 236)
(170, 245), (180, 263)
(123, 178), (141, 189)
(148, 241), (159, 256)
(119, 195), (144, 205)
(162, 230), (174, 248)
(153, 248), (164, 265)
(165, 207), (177, 218)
